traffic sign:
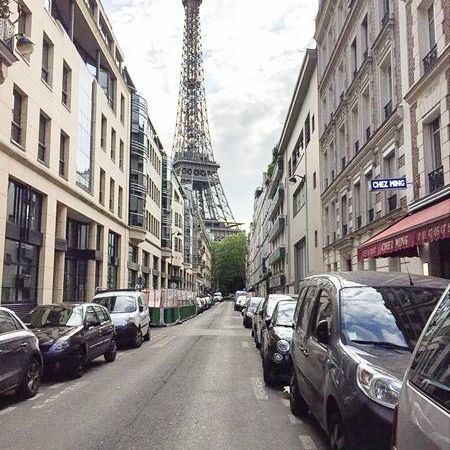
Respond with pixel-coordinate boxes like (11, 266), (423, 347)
(370, 177), (407, 191)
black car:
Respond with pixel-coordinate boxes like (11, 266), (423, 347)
(261, 300), (297, 385)
(0, 307), (43, 399)
(242, 297), (264, 328)
(289, 272), (448, 450)
(27, 303), (117, 378)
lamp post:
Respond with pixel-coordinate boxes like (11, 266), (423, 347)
(288, 174), (306, 184)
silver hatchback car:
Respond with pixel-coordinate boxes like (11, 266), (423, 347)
(393, 284), (450, 450)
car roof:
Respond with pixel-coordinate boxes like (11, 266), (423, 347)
(303, 271), (449, 290)
(94, 290), (141, 298)
(31, 302), (101, 309)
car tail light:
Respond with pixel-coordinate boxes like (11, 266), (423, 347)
(391, 404), (398, 449)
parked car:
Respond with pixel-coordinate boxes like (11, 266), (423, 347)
(27, 303), (117, 378)
(0, 307), (43, 400)
(196, 297), (205, 313)
(261, 299), (297, 385)
(243, 297), (264, 328)
(93, 290), (150, 348)
(255, 294), (295, 350)
(252, 299), (264, 339)
(213, 292), (223, 302)
(393, 284), (450, 450)
(235, 295), (248, 312)
(234, 291), (247, 310)
(289, 272), (448, 450)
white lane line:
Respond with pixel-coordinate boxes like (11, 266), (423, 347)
(288, 413), (303, 425)
(299, 435), (317, 450)
(32, 380), (86, 410)
(0, 406), (17, 416)
(281, 398), (290, 408)
(28, 393), (44, 401)
(250, 377), (268, 400)
(241, 341), (249, 348)
(48, 383), (66, 389)
(149, 336), (175, 348)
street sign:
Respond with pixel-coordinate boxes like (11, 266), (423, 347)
(370, 177), (407, 191)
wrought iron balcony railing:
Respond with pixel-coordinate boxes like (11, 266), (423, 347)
(423, 44), (437, 73)
(0, 19), (14, 52)
(428, 165), (444, 194)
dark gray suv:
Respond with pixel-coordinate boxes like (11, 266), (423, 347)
(289, 271), (448, 450)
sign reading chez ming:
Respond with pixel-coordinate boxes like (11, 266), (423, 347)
(370, 177), (407, 191)
(358, 217), (450, 261)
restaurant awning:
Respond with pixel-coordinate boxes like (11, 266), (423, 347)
(357, 198), (450, 261)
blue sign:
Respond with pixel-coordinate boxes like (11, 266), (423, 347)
(370, 177), (407, 191)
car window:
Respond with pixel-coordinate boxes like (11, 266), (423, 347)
(95, 295), (137, 313)
(85, 307), (100, 325)
(274, 302), (297, 327)
(94, 306), (108, 323)
(137, 296), (144, 308)
(312, 289), (333, 339)
(408, 290), (450, 412)
(293, 287), (307, 326)
(0, 310), (19, 334)
(297, 287), (317, 331)
(28, 306), (83, 328)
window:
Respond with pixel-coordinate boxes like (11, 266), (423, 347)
(62, 62), (71, 107)
(11, 88), (25, 145)
(41, 35), (53, 86)
(351, 38), (357, 76)
(111, 128), (116, 161)
(143, 251), (150, 268)
(293, 183), (305, 216)
(107, 231), (120, 289)
(118, 186), (123, 218)
(304, 114), (311, 147)
(380, 55), (393, 119)
(120, 94), (125, 123)
(311, 115), (315, 133)
(430, 118), (441, 169)
(313, 171), (317, 189)
(59, 132), (69, 178)
(314, 230), (318, 248)
(128, 245), (138, 263)
(408, 290), (450, 412)
(354, 181), (361, 228)
(16, 4), (31, 60)
(0, 310), (20, 334)
(365, 170), (374, 223)
(361, 15), (368, 58)
(109, 178), (115, 212)
(119, 140), (124, 170)
(312, 290), (333, 339)
(101, 115), (107, 150)
(381, 0), (390, 23)
(427, 4), (436, 48)
(96, 225), (103, 251)
(99, 168), (105, 205)
(297, 286), (317, 332)
(352, 105), (359, 154)
(38, 112), (50, 164)
(341, 195), (348, 236)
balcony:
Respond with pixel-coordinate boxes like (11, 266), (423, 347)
(388, 194), (397, 212)
(267, 245), (286, 267)
(423, 44), (437, 74)
(428, 165), (444, 194)
(384, 100), (393, 121)
(268, 215), (285, 243)
(0, 18), (18, 68)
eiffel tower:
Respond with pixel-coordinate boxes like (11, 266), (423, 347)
(172, 0), (240, 240)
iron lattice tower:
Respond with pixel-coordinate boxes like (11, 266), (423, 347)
(172, 0), (239, 240)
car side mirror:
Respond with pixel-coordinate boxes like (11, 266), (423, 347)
(316, 320), (330, 345)
(265, 316), (272, 327)
(139, 305), (144, 312)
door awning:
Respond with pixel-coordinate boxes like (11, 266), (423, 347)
(357, 198), (450, 261)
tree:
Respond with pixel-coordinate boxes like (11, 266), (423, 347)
(212, 233), (246, 295)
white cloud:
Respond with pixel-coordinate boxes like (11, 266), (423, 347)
(104, 0), (318, 227)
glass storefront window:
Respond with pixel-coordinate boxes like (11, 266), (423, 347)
(64, 259), (87, 302)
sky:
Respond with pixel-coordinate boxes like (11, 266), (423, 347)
(102, 0), (318, 228)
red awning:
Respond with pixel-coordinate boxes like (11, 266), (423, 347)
(357, 198), (450, 261)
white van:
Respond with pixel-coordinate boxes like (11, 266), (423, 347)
(93, 290), (151, 348)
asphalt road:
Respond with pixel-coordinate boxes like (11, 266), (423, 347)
(0, 301), (329, 450)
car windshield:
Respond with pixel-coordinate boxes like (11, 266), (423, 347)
(341, 286), (444, 351)
(275, 302), (296, 326)
(249, 297), (263, 311)
(28, 306), (83, 328)
(267, 295), (294, 317)
(95, 296), (137, 313)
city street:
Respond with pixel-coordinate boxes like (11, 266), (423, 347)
(0, 302), (329, 450)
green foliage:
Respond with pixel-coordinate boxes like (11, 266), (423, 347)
(212, 233), (246, 294)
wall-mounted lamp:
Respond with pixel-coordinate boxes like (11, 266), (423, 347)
(15, 33), (34, 57)
(288, 174), (306, 184)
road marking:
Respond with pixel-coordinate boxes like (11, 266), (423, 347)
(28, 393), (44, 401)
(0, 406), (16, 416)
(32, 381), (85, 410)
(48, 383), (66, 389)
(241, 341), (249, 348)
(288, 413), (303, 425)
(299, 435), (317, 450)
(281, 398), (290, 408)
(149, 336), (175, 348)
(250, 377), (268, 400)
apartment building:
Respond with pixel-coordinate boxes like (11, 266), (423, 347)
(0, 0), (131, 315)
(358, 0), (450, 278)
(316, 0), (410, 273)
(282, 49), (323, 294)
(127, 92), (163, 290)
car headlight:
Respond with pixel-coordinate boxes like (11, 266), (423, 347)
(51, 340), (70, 351)
(277, 339), (290, 354)
(356, 362), (402, 409)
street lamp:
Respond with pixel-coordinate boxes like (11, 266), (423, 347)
(288, 174), (306, 184)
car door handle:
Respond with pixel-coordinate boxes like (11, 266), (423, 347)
(299, 344), (309, 357)
(21, 343), (28, 347)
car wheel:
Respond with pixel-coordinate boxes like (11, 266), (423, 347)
(16, 357), (41, 400)
(255, 332), (261, 349)
(329, 410), (346, 450)
(71, 349), (87, 378)
(104, 339), (117, 363)
(262, 356), (275, 386)
(133, 327), (143, 348)
(143, 327), (151, 341)
(290, 373), (308, 417)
